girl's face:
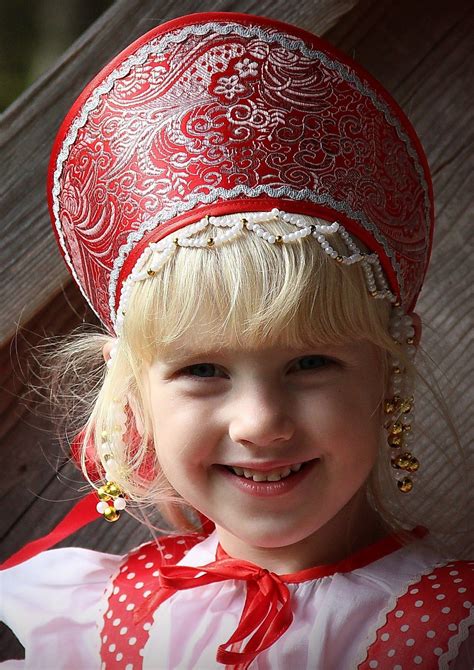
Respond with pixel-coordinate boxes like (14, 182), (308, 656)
(144, 334), (385, 563)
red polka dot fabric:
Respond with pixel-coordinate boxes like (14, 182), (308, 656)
(360, 560), (474, 669)
(101, 540), (473, 670)
(100, 532), (207, 670)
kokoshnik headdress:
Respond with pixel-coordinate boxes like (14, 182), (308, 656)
(48, 11), (433, 332)
(44, 11), (435, 519)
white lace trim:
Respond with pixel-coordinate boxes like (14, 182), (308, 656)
(439, 605), (474, 669)
(354, 558), (449, 667)
(51, 19), (430, 329)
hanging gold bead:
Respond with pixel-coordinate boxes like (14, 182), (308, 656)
(407, 457), (420, 472)
(147, 269), (156, 276)
(97, 485), (112, 501)
(103, 506), (120, 522)
(406, 337), (415, 345)
(397, 477), (413, 493)
(384, 399), (396, 414)
(207, 238), (215, 247)
(392, 453), (412, 470)
(388, 434), (403, 448)
(275, 235), (283, 244)
(173, 238), (180, 246)
(399, 398), (413, 413)
(104, 481), (122, 498)
(392, 366), (401, 375)
(391, 422), (403, 435)
(336, 255), (344, 262)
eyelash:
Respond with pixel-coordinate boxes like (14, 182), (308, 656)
(180, 356), (332, 379)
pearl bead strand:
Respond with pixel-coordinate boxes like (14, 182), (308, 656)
(114, 208), (398, 335)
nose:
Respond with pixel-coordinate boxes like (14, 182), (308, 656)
(228, 385), (295, 447)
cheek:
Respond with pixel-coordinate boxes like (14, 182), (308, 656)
(148, 396), (214, 470)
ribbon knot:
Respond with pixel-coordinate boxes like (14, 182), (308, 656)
(152, 552), (293, 668)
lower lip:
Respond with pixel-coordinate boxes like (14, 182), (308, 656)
(217, 460), (318, 497)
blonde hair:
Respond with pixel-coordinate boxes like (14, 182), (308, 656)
(45, 213), (467, 545)
(75, 214), (412, 529)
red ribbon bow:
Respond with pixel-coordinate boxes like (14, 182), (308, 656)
(151, 549), (293, 669)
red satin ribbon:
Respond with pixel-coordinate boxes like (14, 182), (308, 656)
(0, 492), (99, 570)
(152, 551), (293, 669)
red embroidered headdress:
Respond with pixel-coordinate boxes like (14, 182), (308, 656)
(48, 12), (434, 333)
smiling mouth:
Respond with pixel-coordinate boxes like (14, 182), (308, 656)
(225, 462), (310, 482)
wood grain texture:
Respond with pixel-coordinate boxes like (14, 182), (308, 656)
(1, 0), (473, 660)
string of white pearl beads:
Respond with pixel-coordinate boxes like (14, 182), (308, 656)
(244, 218), (313, 244)
(179, 219), (243, 247)
(96, 406), (128, 521)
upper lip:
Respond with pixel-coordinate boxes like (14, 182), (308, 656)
(220, 458), (316, 472)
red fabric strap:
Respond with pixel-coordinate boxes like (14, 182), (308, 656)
(0, 492), (99, 570)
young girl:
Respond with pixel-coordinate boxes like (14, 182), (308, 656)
(1, 11), (472, 669)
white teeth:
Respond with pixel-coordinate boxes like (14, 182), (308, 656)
(266, 472), (283, 481)
(251, 473), (267, 482)
(229, 463), (304, 482)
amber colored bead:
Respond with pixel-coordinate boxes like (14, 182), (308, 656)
(397, 477), (413, 493)
(384, 400), (396, 414)
(392, 453), (412, 470)
(407, 458), (420, 472)
(97, 485), (111, 501)
(391, 422), (403, 435)
(388, 434), (402, 448)
(103, 506), (120, 522)
(399, 397), (414, 413)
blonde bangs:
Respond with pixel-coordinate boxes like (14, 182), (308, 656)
(123, 215), (395, 364)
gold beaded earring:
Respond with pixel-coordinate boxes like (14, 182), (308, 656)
(95, 427), (127, 522)
(385, 307), (420, 493)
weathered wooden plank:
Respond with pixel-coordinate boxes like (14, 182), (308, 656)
(0, 0), (358, 348)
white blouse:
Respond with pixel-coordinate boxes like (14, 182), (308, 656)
(1, 533), (473, 669)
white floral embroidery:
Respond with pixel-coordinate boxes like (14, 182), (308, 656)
(235, 58), (258, 78)
(214, 74), (245, 99)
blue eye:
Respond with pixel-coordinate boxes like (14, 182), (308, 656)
(295, 356), (328, 371)
(186, 363), (220, 378)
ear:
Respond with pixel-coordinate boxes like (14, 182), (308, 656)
(409, 312), (422, 347)
(102, 338), (118, 364)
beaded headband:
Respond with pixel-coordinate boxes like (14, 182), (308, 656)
(48, 12), (434, 333)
